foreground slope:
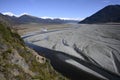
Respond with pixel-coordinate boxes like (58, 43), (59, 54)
(0, 22), (68, 80)
(79, 5), (120, 24)
(23, 24), (120, 80)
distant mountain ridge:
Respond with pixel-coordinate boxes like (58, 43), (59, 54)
(1, 13), (79, 25)
(79, 5), (120, 24)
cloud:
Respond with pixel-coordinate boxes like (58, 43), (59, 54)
(2, 12), (29, 17)
(41, 16), (83, 20)
(103, 0), (110, 3)
(2, 12), (17, 16)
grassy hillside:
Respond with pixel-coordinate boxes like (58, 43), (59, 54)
(0, 22), (68, 80)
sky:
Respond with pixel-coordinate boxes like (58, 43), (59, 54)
(0, 0), (120, 20)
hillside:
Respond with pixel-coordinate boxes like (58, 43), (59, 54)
(0, 21), (68, 79)
(79, 5), (120, 24)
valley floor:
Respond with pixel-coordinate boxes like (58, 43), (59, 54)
(20, 23), (120, 80)
(15, 23), (75, 35)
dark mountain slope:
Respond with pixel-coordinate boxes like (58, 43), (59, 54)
(0, 13), (11, 25)
(79, 5), (120, 24)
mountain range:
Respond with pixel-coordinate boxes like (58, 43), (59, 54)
(0, 13), (79, 25)
(79, 5), (120, 24)
(1, 5), (120, 25)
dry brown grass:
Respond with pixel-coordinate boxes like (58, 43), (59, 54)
(14, 23), (73, 35)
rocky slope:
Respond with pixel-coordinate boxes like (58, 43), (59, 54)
(0, 21), (68, 79)
(79, 5), (120, 24)
(23, 24), (120, 80)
